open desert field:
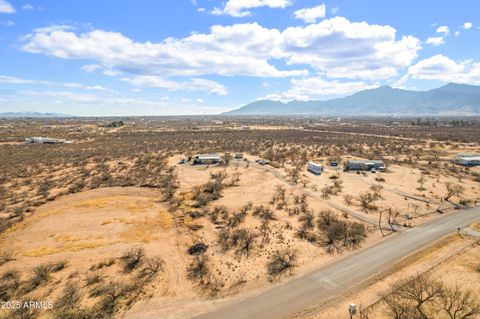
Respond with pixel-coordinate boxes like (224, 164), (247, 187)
(0, 117), (479, 319)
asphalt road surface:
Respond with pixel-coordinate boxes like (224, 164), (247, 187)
(194, 207), (480, 319)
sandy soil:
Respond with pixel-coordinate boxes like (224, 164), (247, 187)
(0, 187), (193, 318)
(0, 152), (477, 319)
(0, 160), (381, 319)
(126, 156), (383, 318)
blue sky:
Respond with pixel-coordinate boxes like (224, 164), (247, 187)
(0, 0), (479, 116)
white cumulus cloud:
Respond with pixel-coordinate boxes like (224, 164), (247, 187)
(436, 25), (449, 35)
(463, 22), (473, 30)
(22, 4), (33, 10)
(211, 0), (291, 17)
(0, 19), (14, 26)
(21, 17), (423, 95)
(0, 0), (14, 13)
(0, 74), (114, 92)
(0, 75), (40, 84)
(262, 77), (377, 102)
(425, 37), (444, 46)
(408, 55), (480, 84)
(281, 17), (421, 80)
(293, 4), (326, 24)
(22, 23), (305, 79)
(123, 76), (228, 95)
(80, 64), (101, 73)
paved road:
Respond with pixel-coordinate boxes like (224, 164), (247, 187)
(462, 227), (480, 238)
(194, 207), (480, 319)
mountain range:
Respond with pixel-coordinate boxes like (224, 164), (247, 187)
(224, 83), (480, 116)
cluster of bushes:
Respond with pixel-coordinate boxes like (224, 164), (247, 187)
(208, 205), (247, 226)
(187, 242), (208, 256)
(357, 184), (384, 211)
(318, 210), (367, 253)
(192, 171), (228, 207)
(206, 206), (224, 224)
(101, 120), (124, 128)
(295, 210), (367, 253)
(287, 193), (308, 216)
(371, 275), (480, 319)
(120, 248), (164, 279)
(186, 256), (224, 297)
(0, 248), (165, 319)
(218, 228), (257, 257)
(79, 249), (164, 317)
(252, 205), (276, 221)
(321, 178), (343, 199)
(267, 250), (297, 281)
(270, 185), (288, 209)
(0, 260), (68, 303)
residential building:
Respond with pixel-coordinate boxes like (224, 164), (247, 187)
(192, 154), (222, 165)
(344, 160), (386, 172)
(454, 153), (480, 167)
(307, 162), (323, 175)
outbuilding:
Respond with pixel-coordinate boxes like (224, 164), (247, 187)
(307, 162), (323, 175)
(192, 154), (222, 165)
(454, 153), (480, 167)
(344, 160), (386, 172)
(25, 136), (67, 144)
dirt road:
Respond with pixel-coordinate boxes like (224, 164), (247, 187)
(255, 163), (396, 229)
(194, 207), (480, 319)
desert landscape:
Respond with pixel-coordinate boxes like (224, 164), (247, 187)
(0, 117), (479, 319)
(2, 1), (480, 318)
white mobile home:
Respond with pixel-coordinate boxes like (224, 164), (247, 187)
(307, 162), (323, 175)
(344, 160), (386, 172)
(454, 153), (480, 167)
(192, 154), (222, 165)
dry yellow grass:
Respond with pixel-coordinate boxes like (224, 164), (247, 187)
(23, 241), (110, 257)
(119, 211), (173, 243)
(76, 196), (154, 211)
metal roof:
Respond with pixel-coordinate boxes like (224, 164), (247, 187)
(460, 157), (480, 161)
(196, 154), (221, 159)
(346, 159), (384, 164)
(457, 153), (480, 158)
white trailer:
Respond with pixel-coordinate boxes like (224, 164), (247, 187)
(307, 162), (323, 175)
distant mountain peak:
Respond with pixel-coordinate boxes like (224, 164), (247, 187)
(224, 83), (480, 116)
(436, 82), (480, 94)
(377, 85), (394, 90)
